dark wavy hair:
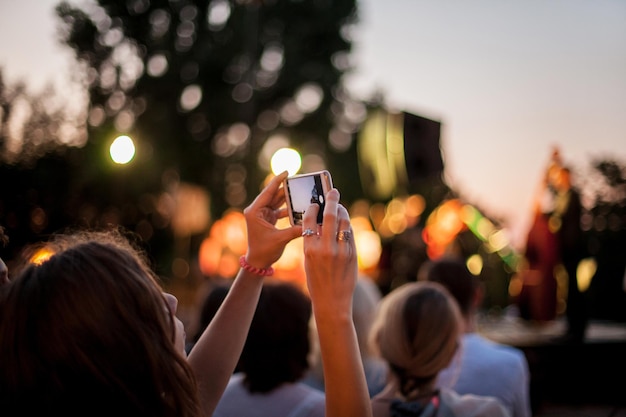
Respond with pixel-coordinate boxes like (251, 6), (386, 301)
(239, 279), (312, 393)
(0, 229), (200, 417)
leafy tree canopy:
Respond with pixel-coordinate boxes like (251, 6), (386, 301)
(55, 0), (364, 219)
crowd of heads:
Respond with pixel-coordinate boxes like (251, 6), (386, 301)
(0, 166), (529, 417)
(0, 172), (375, 417)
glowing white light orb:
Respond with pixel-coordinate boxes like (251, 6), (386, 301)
(110, 135), (136, 164)
(270, 148), (301, 176)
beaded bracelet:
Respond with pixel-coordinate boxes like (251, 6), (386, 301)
(239, 255), (274, 277)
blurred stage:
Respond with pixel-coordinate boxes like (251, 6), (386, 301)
(478, 316), (626, 417)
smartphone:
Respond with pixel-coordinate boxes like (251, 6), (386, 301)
(284, 170), (333, 226)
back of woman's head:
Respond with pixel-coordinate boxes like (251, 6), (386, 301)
(369, 281), (461, 399)
(0, 230), (199, 417)
(239, 279), (312, 393)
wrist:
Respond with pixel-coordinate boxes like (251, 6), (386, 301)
(239, 255), (274, 277)
(312, 305), (352, 323)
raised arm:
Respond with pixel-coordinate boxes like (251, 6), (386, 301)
(302, 189), (373, 417)
(187, 171), (302, 416)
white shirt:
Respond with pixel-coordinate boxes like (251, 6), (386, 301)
(213, 373), (326, 417)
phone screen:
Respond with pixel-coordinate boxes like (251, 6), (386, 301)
(285, 171), (333, 225)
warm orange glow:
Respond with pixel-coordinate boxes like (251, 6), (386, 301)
(171, 183), (210, 236)
(369, 195), (425, 240)
(351, 216), (373, 232)
(436, 200), (465, 237)
(221, 211), (247, 254)
(356, 230), (382, 271)
(198, 236), (222, 276)
(197, 200), (385, 290)
(387, 212), (407, 235)
(273, 237), (307, 292)
(508, 273), (524, 297)
(422, 199), (467, 259)
(405, 194), (425, 226)
(198, 210), (247, 279)
(197, 207), (308, 289)
(218, 253), (240, 279)
(576, 257), (596, 292)
(352, 215), (382, 272)
(369, 203), (386, 232)
(29, 247), (55, 265)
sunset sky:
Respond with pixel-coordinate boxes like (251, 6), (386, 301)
(1, 0), (625, 248)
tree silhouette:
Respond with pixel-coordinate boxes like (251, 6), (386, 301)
(55, 0), (361, 221)
(0, 71), (86, 166)
(0, 69), (88, 264)
(581, 158), (626, 321)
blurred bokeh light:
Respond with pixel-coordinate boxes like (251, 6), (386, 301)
(270, 147), (301, 176)
(109, 135), (136, 164)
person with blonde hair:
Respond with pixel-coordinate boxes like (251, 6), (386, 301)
(422, 258), (531, 417)
(369, 281), (510, 417)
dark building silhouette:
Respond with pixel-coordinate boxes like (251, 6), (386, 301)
(403, 111), (443, 183)
(357, 108), (444, 201)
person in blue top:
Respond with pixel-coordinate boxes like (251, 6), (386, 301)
(420, 258), (531, 417)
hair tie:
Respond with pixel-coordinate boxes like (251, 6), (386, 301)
(239, 256), (274, 277)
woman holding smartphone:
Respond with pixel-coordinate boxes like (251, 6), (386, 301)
(0, 171), (371, 417)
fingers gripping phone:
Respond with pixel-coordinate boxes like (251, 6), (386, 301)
(284, 170), (333, 226)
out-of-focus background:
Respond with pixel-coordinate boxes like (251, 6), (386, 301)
(2, 0), (625, 247)
(1, 2), (625, 415)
